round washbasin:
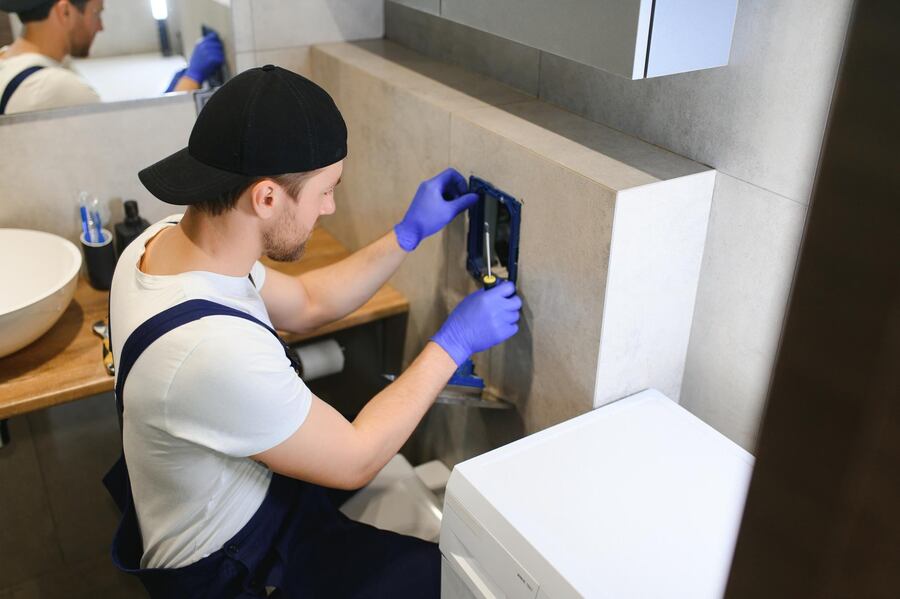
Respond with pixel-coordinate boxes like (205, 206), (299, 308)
(0, 229), (82, 358)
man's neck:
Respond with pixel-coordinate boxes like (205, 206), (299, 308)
(142, 209), (262, 278)
(6, 25), (68, 62)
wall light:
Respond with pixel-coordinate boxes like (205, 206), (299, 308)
(150, 0), (168, 21)
(150, 0), (171, 56)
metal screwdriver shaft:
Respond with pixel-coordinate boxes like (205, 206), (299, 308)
(483, 222), (497, 289)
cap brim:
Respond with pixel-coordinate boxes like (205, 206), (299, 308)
(138, 147), (255, 205)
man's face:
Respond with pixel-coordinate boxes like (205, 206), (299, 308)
(263, 161), (343, 262)
(66, 0), (104, 58)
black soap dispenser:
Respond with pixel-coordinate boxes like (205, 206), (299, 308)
(115, 200), (150, 256)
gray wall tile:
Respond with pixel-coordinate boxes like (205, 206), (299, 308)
(385, 0), (851, 451)
(0, 99), (196, 244)
(27, 394), (124, 566)
(681, 174), (807, 450)
(250, 0), (384, 52)
(385, 1), (540, 96)
(538, 0), (854, 204)
(0, 417), (63, 588)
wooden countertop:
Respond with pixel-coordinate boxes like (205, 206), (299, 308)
(0, 228), (408, 420)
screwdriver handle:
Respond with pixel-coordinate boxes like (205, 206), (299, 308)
(482, 274), (497, 290)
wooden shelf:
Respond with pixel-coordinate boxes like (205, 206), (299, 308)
(0, 228), (408, 419)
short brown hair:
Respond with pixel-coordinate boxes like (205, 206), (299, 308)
(192, 172), (316, 216)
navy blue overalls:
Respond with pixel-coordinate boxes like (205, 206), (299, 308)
(103, 299), (440, 598)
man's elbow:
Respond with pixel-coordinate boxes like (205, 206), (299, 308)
(332, 464), (377, 491)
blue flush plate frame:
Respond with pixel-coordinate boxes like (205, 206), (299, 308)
(466, 176), (522, 285)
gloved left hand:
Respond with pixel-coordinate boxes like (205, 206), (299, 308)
(394, 168), (478, 252)
(184, 32), (225, 85)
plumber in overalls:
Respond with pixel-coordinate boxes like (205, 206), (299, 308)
(103, 65), (522, 598)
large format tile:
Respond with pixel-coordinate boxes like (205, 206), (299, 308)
(0, 100), (196, 243)
(0, 551), (144, 599)
(595, 171), (715, 406)
(27, 393), (124, 566)
(538, 0), (854, 204)
(0, 417), (63, 588)
(681, 174), (807, 450)
(311, 45), (454, 365)
(250, 0), (383, 52)
(317, 41), (531, 113)
(449, 111), (618, 433)
(230, 0), (255, 54)
(255, 46), (312, 77)
(385, 1), (541, 96)
(497, 101), (708, 183)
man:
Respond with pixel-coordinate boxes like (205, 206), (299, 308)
(105, 65), (521, 597)
(0, 0), (223, 115)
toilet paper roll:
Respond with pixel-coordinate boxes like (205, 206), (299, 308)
(295, 339), (345, 381)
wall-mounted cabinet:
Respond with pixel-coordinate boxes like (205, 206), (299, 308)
(390, 0), (739, 79)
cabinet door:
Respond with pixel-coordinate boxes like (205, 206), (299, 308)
(417, 0), (738, 79)
(646, 0), (739, 77)
(441, 0), (653, 79)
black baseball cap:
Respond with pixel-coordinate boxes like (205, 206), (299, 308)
(0, 0), (48, 12)
(139, 65), (347, 206)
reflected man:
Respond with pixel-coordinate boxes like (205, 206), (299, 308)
(0, 0), (223, 115)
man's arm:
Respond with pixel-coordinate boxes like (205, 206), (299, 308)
(253, 282), (522, 489)
(260, 230), (406, 334)
(261, 168), (478, 334)
(254, 342), (457, 489)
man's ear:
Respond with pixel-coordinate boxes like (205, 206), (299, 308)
(56, 0), (72, 19)
(248, 179), (279, 219)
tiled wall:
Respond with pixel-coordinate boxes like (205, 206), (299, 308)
(230, 0), (384, 75)
(385, 0), (855, 450)
(0, 394), (144, 596)
(310, 41), (714, 437)
(0, 96), (195, 245)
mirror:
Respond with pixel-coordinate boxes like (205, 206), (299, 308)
(0, 0), (234, 117)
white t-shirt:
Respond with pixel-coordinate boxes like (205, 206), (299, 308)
(109, 214), (312, 569)
(0, 49), (100, 114)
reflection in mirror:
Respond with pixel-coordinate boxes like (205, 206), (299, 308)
(0, 0), (233, 117)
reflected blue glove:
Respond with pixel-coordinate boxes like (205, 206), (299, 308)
(164, 68), (186, 93)
(394, 168), (478, 252)
(432, 281), (522, 366)
(184, 32), (225, 84)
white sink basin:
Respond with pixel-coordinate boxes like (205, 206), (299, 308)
(0, 229), (82, 358)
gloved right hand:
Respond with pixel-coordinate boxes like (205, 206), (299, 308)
(184, 32), (225, 85)
(432, 281), (522, 366)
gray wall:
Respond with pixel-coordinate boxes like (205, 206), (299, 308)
(231, 0), (384, 75)
(385, 0), (855, 450)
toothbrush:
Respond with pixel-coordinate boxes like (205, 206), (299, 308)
(79, 204), (91, 242)
(90, 198), (103, 243)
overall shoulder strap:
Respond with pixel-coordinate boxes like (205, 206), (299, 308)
(115, 298), (299, 416)
(0, 65), (45, 115)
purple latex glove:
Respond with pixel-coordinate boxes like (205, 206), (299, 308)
(394, 168), (478, 252)
(184, 32), (225, 84)
(432, 281), (522, 366)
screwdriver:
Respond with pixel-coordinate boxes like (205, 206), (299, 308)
(483, 222), (497, 290)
